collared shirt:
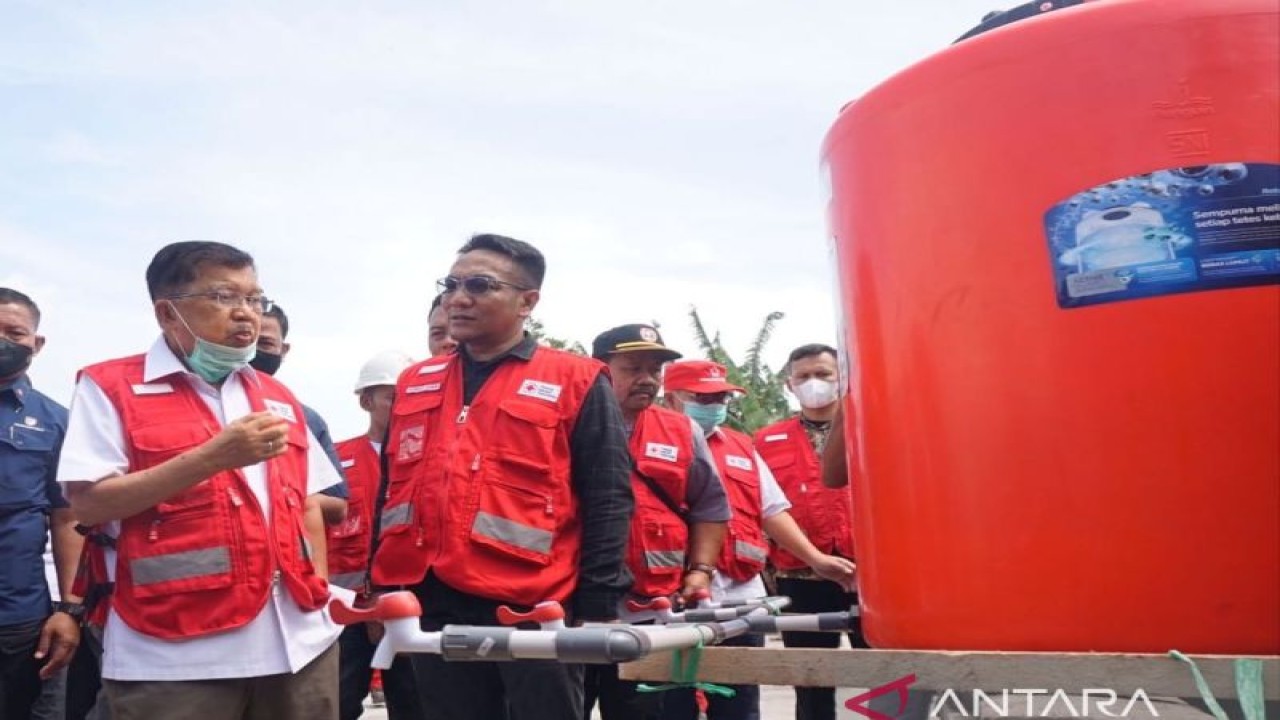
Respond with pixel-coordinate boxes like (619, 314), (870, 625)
(56, 337), (347, 681)
(0, 375), (68, 626)
(457, 334), (635, 620)
(799, 415), (832, 456)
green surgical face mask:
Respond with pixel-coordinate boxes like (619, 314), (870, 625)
(168, 302), (257, 383)
(683, 402), (728, 435)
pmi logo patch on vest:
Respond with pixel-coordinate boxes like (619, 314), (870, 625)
(397, 425), (424, 461)
(725, 455), (753, 471)
(763, 433), (788, 443)
(264, 399), (297, 423)
(405, 382), (441, 394)
(645, 442), (679, 463)
(517, 379), (562, 403)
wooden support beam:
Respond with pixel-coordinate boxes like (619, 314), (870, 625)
(619, 648), (1280, 700)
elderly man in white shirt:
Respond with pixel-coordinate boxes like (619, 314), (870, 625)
(58, 241), (348, 720)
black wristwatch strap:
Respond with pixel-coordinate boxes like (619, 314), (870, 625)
(52, 601), (86, 619)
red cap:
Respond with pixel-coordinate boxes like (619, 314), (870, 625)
(663, 360), (745, 395)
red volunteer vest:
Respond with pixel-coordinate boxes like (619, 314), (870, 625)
(626, 405), (696, 598)
(328, 436), (380, 590)
(82, 355), (328, 640)
(707, 427), (769, 581)
(754, 416), (854, 569)
(371, 347), (601, 606)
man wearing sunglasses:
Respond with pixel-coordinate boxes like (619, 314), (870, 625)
(660, 360), (856, 720)
(57, 241), (345, 719)
(371, 234), (634, 720)
(584, 324), (729, 720)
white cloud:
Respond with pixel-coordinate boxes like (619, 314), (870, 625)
(2, 0), (1003, 434)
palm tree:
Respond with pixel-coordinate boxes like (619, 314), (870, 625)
(527, 317), (587, 355)
(687, 307), (790, 433)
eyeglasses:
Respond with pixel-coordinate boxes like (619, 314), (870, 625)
(436, 275), (531, 296)
(167, 290), (275, 314)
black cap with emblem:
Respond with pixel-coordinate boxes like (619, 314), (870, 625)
(591, 324), (682, 362)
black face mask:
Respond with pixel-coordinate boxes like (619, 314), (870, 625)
(0, 339), (33, 379)
(249, 351), (283, 376)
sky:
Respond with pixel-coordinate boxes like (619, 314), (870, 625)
(2, 0), (1004, 439)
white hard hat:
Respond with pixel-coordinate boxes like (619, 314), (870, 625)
(354, 350), (415, 392)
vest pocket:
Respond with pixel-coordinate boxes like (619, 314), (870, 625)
(130, 422), (212, 468)
(470, 478), (556, 566)
(724, 520), (770, 579)
(493, 400), (560, 469)
(124, 486), (235, 598)
(638, 521), (687, 577)
(389, 392), (442, 464)
(720, 466), (768, 579)
(329, 496), (364, 539)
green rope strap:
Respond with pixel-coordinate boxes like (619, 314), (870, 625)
(1169, 650), (1266, 720)
(1234, 658), (1265, 720)
(637, 639), (737, 698)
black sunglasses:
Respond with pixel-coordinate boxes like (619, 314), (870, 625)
(436, 275), (532, 296)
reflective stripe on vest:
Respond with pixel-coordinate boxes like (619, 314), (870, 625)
(645, 549), (685, 569)
(330, 571), (366, 590)
(382, 503), (412, 531)
(131, 547), (230, 586)
(472, 512), (553, 555)
(735, 540), (768, 564)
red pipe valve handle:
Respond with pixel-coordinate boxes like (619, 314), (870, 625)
(329, 591), (423, 626)
(496, 601), (566, 630)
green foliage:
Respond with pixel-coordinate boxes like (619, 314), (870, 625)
(687, 307), (790, 434)
(527, 317), (587, 355)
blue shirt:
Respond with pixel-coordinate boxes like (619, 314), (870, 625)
(303, 404), (348, 499)
(0, 375), (68, 626)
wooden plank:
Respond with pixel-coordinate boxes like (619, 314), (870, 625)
(618, 648), (1280, 700)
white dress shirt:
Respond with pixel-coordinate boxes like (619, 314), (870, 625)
(57, 337), (348, 681)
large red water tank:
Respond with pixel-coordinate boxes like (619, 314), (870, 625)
(823, 0), (1279, 653)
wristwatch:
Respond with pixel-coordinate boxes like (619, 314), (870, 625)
(685, 562), (717, 577)
(51, 601), (86, 620)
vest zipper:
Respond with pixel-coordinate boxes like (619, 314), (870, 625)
(457, 405), (470, 424)
(147, 519), (160, 542)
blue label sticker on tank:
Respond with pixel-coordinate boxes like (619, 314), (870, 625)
(1044, 162), (1280, 308)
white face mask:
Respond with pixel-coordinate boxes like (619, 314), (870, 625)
(792, 378), (838, 409)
